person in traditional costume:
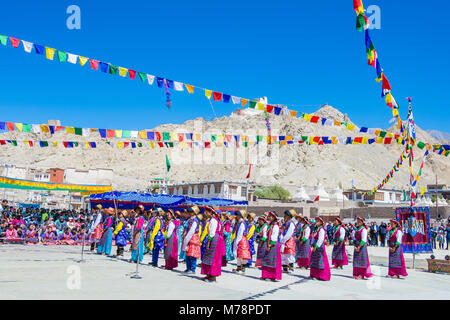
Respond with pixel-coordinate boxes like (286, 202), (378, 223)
(331, 217), (348, 269)
(295, 215), (311, 269)
(24, 224), (39, 244)
(42, 227), (58, 245)
(232, 210), (251, 274)
(113, 211), (128, 257)
(176, 211), (185, 261)
(88, 205), (103, 251)
(352, 216), (373, 279)
(144, 209), (157, 255)
(148, 207), (165, 267)
(163, 209), (180, 270)
(59, 227), (75, 245)
(201, 206), (224, 283)
(221, 212), (234, 266)
(261, 211), (282, 281)
(130, 206), (145, 263)
(310, 217), (331, 281)
(200, 214), (211, 260)
(97, 207), (114, 255)
(255, 215), (268, 268)
(280, 209), (297, 273)
(387, 219), (408, 278)
(181, 206), (201, 274)
(245, 212), (257, 268)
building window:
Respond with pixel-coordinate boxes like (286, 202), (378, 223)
(214, 184), (221, 194)
(375, 192), (384, 201)
(198, 185), (204, 194)
(241, 187), (247, 197)
(182, 186), (188, 195)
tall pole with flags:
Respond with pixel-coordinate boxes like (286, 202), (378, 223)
(245, 164), (251, 210)
(406, 97), (416, 207)
(165, 154), (171, 194)
(351, 178), (355, 220)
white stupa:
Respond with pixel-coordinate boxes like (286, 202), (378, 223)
(292, 186), (310, 201)
(415, 196), (425, 206)
(311, 182), (330, 201)
(438, 198), (448, 206)
(425, 197), (433, 206)
(330, 187), (348, 201)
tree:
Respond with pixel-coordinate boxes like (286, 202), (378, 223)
(254, 185), (291, 200)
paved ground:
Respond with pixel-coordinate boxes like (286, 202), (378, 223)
(0, 244), (449, 300)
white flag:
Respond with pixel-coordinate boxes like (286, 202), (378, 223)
(147, 74), (155, 85)
(82, 128), (90, 137)
(22, 41), (33, 53)
(174, 81), (184, 91)
(67, 53), (78, 64)
(231, 96), (241, 104)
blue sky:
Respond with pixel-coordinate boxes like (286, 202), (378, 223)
(0, 0), (448, 132)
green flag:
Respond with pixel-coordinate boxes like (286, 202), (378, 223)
(166, 155), (171, 172)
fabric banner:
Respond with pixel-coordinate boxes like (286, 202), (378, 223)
(395, 207), (433, 254)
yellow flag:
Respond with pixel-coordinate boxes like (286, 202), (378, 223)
(118, 67), (128, 77)
(280, 141), (287, 146)
(52, 141), (58, 147)
(79, 56), (88, 66)
(117, 142), (124, 149)
(170, 132), (178, 141)
(286, 136), (293, 141)
(41, 125), (50, 133)
(362, 137), (369, 144)
(185, 84), (194, 93)
(420, 187), (427, 196)
(65, 127), (74, 134)
(205, 90), (212, 99)
(376, 137), (383, 144)
(304, 114), (312, 121)
(115, 130), (122, 138)
(139, 131), (147, 139)
(149, 142), (155, 149)
(392, 108), (399, 118)
(85, 142), (90, 148)
(46, 47), (55, 60)
(346, 123), (355, 131)
(333, 120), (341, 126)
(257, 103), (265, 110)
(332, 137), (338, 144)
(15, 123), (23, 132)
(194, 134), (201, 141)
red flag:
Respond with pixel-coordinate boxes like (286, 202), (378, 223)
(246, 165), (252, 179)
(382, 74), (391, 91)
(106, 129), (115, 138)
(314, 196), (319, 202)
(128, 70), (136, 80)
(212, 92), (223, 101)
(310, 116), (320, 123)
(9, 37), (21, 48)
(90, 59), (99, 70)
(266, 105), (274, 113)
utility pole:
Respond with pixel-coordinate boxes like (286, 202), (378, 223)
(436, 174), (439, 219)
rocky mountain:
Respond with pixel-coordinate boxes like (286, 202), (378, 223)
(426, 129), (450, 142)
(0, 104), (449, 195)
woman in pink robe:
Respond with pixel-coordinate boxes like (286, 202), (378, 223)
(163, 209), (180, 270)
(201, 206), (224, 282)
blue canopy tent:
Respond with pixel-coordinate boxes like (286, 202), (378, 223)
(89, 192), (247, 211)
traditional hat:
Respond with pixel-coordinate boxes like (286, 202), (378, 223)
(96, 204), (103, 209)
(121, 210), (128, 216)
(284, 209), (296, 218)
(267, 211), (278, 220)
(155, 207), (165, 215)
(235, 209), (246, 217)
(315, 216), (324, 225)
(186, 205), (200, 214)
(247, 212), (256, 220)
(335, 217), (344, 225)
(204, 206), (219, 217)
(107, 207), (114, 214)
(356, 216), (367, 227)
(167, 208), (177, 218)
(138, 205), (145, 211)
(390, 219), (400, 227)
(257, 215), (267, 222)
(197, 214), (203, 220)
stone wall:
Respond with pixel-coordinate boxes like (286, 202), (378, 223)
(339, 206), (450, 220)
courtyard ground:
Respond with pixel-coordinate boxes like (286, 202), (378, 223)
(0, 244), (448, 300)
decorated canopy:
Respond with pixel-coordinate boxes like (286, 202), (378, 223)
(0, 176), (113, 194)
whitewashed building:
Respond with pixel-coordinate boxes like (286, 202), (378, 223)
(167, 181), (252, 201)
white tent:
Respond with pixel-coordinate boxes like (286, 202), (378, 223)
(438, 197), (448, 206)
(415, 196), (426, 206)
(311, 182), (330, 201)
(292, 186), (310, 201)
(330, 187), (348, 201)
(425, 197), (434, 206)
